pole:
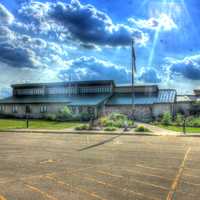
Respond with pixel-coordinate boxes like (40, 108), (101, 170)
(26, 115), (29, 128)
(131, 38), (136, 120)
(183, 116), (186, 135)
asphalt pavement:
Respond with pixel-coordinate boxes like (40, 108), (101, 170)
(0, 132), (199, 200)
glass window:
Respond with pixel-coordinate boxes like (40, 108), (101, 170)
(40, 105), (47, 113)
(12, 105), (18, 113)
(0, 105), (4, 112)
(25, 105), (31, 113)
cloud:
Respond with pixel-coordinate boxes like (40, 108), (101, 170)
(129, 13), (177, 31)
(58, 56), (130, 83)
(0, 3), (14, 25)
(164, 55), (200, 80)
(19, 0), (149, 47)
(0, 42), (37, 68)
(138, 68), (161, 83)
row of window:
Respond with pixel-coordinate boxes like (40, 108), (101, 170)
(48, 87), (78, 95)
(15, 86), (112, 96)
(0, 105), (48, 113)
(79, 87), (111, 94)
(16, 88), (44, 95)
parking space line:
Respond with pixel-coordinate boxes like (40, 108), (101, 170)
(97, 168), (172, 184)
(120, 168), (173, 181)
(136, 164), (176, 172)
(47, 174), (160, 200)
(166, 147), (191, 200)
(83, 171), (169, 191)
(183, 173), (200, 178)
(0, 195), (7, 200)
(45, 175), (107, 200)
(68, 171), (162, 200)
(97, 170), (123, 178)
(182, 180), (200, 186)
(25, 184), (59, 200)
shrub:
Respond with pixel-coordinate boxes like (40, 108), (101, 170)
(175, 114), (184, 126)
(186, 117), (200, 127)
(45, 114), (57, 121)
(56, 106), (73, 121)
(110, 113), (126, 121)
(104, 127), (117, 131)
(100, 116), (109, 126)
(161, 112), (172, 126)
(79, 112), (91, 121)
(135, 125), (150, 132)
(75, 124), (89, 130)
(99, 113), (134, 128)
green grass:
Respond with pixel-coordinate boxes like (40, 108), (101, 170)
(0, 119), (83, 130)
(158, 124), (200, 133)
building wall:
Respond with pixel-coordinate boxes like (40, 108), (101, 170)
(152, 104), (172, 118)
(175, 102), (192, 115)
(104, 105), (153, 122)
(0, 103), (96, 118)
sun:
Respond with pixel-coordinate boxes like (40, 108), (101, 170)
(146, 0), (187, 68)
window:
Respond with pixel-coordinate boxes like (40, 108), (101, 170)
(12, 105), (18, 113)
(0, 105), (5, 112)
(70, 106), (76, 113)
(78, 107), (83, 113)
(40, 105), (47, 113)
(25, 105), (31, 114)
(87, 107), (94, 115)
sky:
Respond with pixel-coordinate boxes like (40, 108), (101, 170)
(0, 0), (200, 97)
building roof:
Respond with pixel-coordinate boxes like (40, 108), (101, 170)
(12, 80), (115, 88)
(106, 89), (176, 106)
(176, 95), (196, 102)
(0, 94), (111, 106)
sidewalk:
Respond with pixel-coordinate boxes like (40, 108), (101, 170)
(136, 122), (179, 136)
(0, 127), (164, 136)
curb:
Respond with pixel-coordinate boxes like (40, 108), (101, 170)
(0, 129), (162, 136)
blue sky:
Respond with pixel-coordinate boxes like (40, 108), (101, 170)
(0, 0), (200, 96)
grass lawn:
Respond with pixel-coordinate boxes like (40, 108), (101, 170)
(158, 124), (200, 133)
(0, 119), (83, 130)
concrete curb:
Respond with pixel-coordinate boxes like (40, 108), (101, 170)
(0, 129), (163, 136)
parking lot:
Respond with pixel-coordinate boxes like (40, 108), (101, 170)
(0, 132), (200, 200)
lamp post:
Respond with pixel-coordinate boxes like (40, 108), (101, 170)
(131, 38), (136, 120)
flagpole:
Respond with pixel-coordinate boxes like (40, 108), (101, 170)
(131, 38), (136, 120)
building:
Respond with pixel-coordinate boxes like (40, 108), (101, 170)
(0, 80), (178, 121)
(176, 89), (200, 115)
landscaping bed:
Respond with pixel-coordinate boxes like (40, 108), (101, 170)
(153, 112), (200, 133)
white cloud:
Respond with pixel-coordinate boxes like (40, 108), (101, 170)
(18, 0), (149, 47)
(129, 13), (177, 31)
(58, 56), (130, 83)
(0, 3), (14, 25)
(163, 54), (200, 80)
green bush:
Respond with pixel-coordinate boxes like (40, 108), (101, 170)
(56, 106), (73, 121)
(161, 112), (172, 126)
(104, 127), (117, 131)
(186, 117), (200, 127)
(79, 112), (91, 121)
(45, 114), (57, 121)
(175, 114), (184, 126)
(135, 125), (150, 132)
(99, 113), (133, 128)
(75, 124), (89, 130)
(100, 116), (109, 126)
(110, 113), (126, 121)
